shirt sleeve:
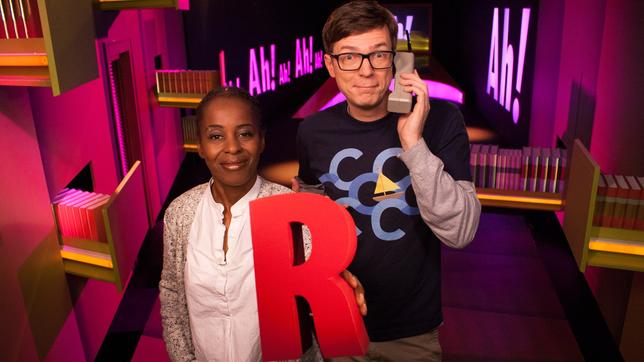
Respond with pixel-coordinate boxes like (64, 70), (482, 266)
(399, 137), (481, 249)
(159, 210), (196, 361)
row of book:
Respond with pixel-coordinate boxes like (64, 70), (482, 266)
(53, 188), (110, 241)
(0, 0), (42, 39)
(593, 174), (644, 231)
(155, 70), (219, 95)
(470, 144), (567, 193)
(182, 115), (198, 145)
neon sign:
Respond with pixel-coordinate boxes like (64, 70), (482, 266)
(219, 36), (325, 96)
(486, 8), (531, 124)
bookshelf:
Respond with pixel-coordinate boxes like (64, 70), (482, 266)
(476, 188), (563, 211)
(54, 161), (149, 291)
(563, 139), (644, 272)
(562, 139), (644, 360)
(96, 0), (189, 10)
(0, 0), (98, 95)
(155, 69), (220, 108)
(471, 144), (566, 211)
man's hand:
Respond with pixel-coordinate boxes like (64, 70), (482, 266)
(291, 176), (301, 192)
(341, 269), (367, 316)
(396, 70), (430, 151)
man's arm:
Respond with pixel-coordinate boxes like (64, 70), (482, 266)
(399, 138), (481, 249)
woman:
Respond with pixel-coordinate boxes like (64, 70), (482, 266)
(159, 87), (365, 361)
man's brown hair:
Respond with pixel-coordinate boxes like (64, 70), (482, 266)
(322, 0), (398, 53)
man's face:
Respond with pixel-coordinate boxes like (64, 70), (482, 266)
(325, 26), (394, 114)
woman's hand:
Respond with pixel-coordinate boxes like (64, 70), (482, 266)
(341, 269), (367, 316)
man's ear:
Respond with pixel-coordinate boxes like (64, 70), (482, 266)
(324, 54), (336, 79)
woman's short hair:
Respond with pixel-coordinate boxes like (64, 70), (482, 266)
(322, 0), (397, 53)
(196, 86), (264, 135)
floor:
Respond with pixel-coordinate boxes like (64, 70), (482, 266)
(95, 153), (623, 361)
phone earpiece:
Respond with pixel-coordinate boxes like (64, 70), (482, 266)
(387, 52), (415, 114)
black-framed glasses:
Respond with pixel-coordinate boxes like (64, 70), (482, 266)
(329, 50), (395, 71)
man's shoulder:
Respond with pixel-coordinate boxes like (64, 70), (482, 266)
(299, 103), (345, 132)
(428, 99), (463, 122)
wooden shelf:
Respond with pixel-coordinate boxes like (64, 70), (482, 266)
(156, 92), (203, 108)
(476, 188), (563, 211)
(155, 69), (219, 108)
(97, 0), (189, 10)
(563, 139), (644, 273)
(183, 143), (198, 152)
(55, 161), (149, 291)
(0, 0), (98, 95)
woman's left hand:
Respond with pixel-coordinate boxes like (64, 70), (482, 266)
(341, 269), (367, 316)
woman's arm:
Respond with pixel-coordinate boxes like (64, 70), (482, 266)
(159, 211), (195, 361)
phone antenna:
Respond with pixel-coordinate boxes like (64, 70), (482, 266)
(405, 30), (412, 52)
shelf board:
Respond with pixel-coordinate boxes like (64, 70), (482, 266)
(97, 0), (189, 10)
(157, 92), (203, 108)
(476, 188), (563, 211)
(0, 38), (50, 87)
(587, 250), (644, 273)
(0, 0), (99, 95)
(183, 143), (198, 152)
(586, 226), (644, 271)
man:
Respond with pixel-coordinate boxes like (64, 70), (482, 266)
(295, 1), (481, 360)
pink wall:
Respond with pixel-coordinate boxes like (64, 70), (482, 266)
(0, 8), (185, 362)
(536, 0), (644, 345)
(29, 77), (119, 197)
(528, 0), (564, 148)
(552, 0), (607, 149)
(589, 0), (644, 176)
(0, 87), (80, 360)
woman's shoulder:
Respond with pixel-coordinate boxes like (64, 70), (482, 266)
(258, 177), (293, 198)
(165, 183), (208, 218)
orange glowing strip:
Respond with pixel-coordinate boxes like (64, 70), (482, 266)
(183, 143), (198, 152)
(157, 95), (201, 104)
(589, 239), (644, 256)
(60, 245), (113, 269)
(476, 193), (563, 206)
(0, 54), (48, 66)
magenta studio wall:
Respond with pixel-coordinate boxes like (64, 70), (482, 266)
(432, 0), (539, 147)
(0, 8), (186, 361)
(182, 1), (344, 123)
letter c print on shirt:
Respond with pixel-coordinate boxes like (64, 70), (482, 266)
(319, 147), (419, 241)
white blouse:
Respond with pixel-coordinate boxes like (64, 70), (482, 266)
(184, 177), (262, 361)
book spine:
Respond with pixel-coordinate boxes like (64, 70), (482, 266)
(469, 144), (478, 185)
(558, 155), (567, 193)
(623, 195), (638, 230)
(479, 147), (488, 188)
(23, 0), (41, 38)
(611, 176), (629, 229)
(603, 175), (617, 227)
(594, 175), (606, 226)
(0, 0), (8, 39)
(488, 146), (497, 189)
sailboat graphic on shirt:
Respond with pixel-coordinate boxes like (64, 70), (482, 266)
(373, 172), (405, 201)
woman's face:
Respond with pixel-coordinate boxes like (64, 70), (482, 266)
(197, 96), (265, 191)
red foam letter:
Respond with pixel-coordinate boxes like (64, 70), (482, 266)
(250, 193), (369, 359)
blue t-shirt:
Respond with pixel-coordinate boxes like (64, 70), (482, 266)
(297, 99), (471, 341)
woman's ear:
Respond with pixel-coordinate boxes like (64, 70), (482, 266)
(259, 130), (266, 154)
